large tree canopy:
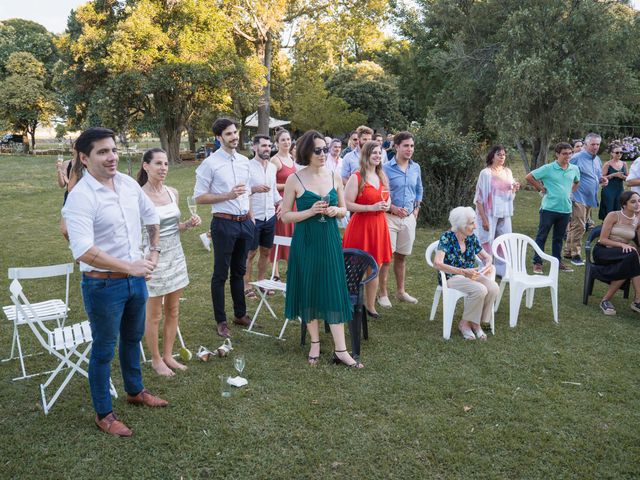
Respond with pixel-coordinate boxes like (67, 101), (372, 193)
(400, 0), (640, 170)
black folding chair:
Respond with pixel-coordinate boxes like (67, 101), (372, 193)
(583, 225), (630, 304)
(301, 248), (379, 359)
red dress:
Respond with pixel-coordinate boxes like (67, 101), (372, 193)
(342, 172), (392, 265)
(270, 159), (296, 263)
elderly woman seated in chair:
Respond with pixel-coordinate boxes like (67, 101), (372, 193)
(593, 190), (640, 316)
(433, 206), (500, 340)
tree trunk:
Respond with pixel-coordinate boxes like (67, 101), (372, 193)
(160, 126), (182, 164)
(531, 135), (550, 170)
(27, 122), (37, 154)
(515, 139), (531, 173)
(257, 32), (273, 136)
(186, 124), (196, 152)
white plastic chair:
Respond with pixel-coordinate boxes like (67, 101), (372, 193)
(9, 279), (117, 414)
(246, 235), (300, 339)
(425, 241), (495, 339)
(2, 263), (73, 380)
(491, 233), (558, 327)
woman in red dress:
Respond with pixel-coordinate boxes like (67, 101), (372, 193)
(270, 129), (296, 280)
(343, 141), (392, 318)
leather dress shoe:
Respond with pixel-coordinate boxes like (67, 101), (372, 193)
(233, 315), (251, 327)
(217, 321), (231, 338)
(127, 388), (169, 408)
(95, 412), (132, 437)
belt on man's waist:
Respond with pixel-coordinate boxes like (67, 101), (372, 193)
(83, 271), (130, 279)
(213, 213), (249, 222)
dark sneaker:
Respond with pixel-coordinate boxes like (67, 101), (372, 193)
(600, 300), (616, 316)
(571, 255), (584, 266)
(631, 301), (640, 313)
(533, 263), (543, 274)
(563, 254), (572, 260)
(559, 262), (574, 273)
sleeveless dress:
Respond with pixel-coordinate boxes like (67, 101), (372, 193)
(284, 174), (352, 324)
(144, 188), (189, 297)
(599, 164), (627, 220)
(342, 172), (392, 265)
(270, 159), (297, 263)
(593, 212), (640, 281)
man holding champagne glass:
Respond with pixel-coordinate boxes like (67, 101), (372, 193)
(194, 118), (254, 339)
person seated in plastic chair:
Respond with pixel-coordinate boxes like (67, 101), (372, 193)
(593, 190), (640, 316)
(433, 206), (499, 340)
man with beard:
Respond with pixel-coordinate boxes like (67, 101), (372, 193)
(194, 118), (254, 338)
(244, 134), (281, 297)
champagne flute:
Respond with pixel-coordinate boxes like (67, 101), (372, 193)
(234, 354), (245, 377)
(187, 196), (197, 216)
(318, 194), (330, 223)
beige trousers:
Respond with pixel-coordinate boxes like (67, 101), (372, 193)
(447, 275), (499, 325)
(564, 202), (590, 258)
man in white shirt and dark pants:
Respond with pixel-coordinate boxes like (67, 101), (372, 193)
(244, 134), (281, 294)
(194, 118), (254, 338)
(62, 127), (168, 438)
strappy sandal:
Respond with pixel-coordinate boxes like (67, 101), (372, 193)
(259, 286), (276, 297)
(473, 327), (487, 341)
(244, 288), (257, 299)
(459, 326), (476, 341)
(308, 340), (320, 366)
(331, 349), (364, 369)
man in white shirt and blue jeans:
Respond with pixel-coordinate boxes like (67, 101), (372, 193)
(194, 118), (255, 338)
(244, 134), (281, 294)
(62, 127), (168, 438)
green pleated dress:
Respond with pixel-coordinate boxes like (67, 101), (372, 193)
(284, 179), (353, 324)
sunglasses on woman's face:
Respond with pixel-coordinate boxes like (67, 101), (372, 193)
(313, 147), (329, 155)
(612, 151), (623, 155)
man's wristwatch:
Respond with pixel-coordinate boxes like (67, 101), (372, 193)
(149, 246), (162, 254)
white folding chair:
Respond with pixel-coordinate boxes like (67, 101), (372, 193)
(3, 263), (73, 380)
(491, 233), (559, 327)
(425, 241), (495, 339)
(246, 235), (299, 339)
(10, 279), (117, 414)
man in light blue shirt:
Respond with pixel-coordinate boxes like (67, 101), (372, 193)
(564, 133), (608, 265)
(378, 131), (423, 307)
(341, 125), (373, 184)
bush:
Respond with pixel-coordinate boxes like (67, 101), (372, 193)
(412, 116), (483, 227)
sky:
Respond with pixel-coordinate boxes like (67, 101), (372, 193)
(1, 0), (639, 34)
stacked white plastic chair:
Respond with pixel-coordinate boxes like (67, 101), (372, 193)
(491, 233), (559, 327)
(425, 241), (495, 339)
(2, 263), (73, 380)
(9, 278), (117, 414)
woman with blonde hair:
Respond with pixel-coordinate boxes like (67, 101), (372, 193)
(342, 141), (392, 317)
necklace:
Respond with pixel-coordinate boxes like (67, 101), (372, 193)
(620, 209), (636, 221)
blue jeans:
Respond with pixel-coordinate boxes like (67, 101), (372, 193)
(82, 275), (147, 415)
(533, 209), (571, 264)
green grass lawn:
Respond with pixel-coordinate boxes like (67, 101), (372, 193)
(0, 154), (638, 479)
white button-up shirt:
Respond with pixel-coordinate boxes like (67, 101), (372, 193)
(249, 159), (281, 221)
(325, 154), (343, 175)
(628, 158), (640, 195)
(62, 171), (159, 272)
(194, 148), (252, 215)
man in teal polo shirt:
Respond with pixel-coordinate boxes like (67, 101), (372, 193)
(525, 142), (580, 274)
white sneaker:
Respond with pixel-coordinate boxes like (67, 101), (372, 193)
(377, 296), (392, 308)
(396, 292), (418, 304)
(199, 232), (211, 251)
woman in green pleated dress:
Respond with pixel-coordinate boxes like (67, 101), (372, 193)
(282, 131), (364, 368)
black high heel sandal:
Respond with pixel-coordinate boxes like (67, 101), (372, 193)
(365, 308), (380, 319)
(308, 340), (320, 366)
(331, 350), (364, 369)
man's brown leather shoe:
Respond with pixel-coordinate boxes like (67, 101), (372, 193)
(127, 388), (169, 408)
(233, 315), (251, 327)
(217, 321), (231, 338)
(95, 412), (133, 437)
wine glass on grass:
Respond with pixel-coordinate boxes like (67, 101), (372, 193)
(234, 354), (245, 378)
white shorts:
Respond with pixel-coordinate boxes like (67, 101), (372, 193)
(385, 213), (417, 256)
